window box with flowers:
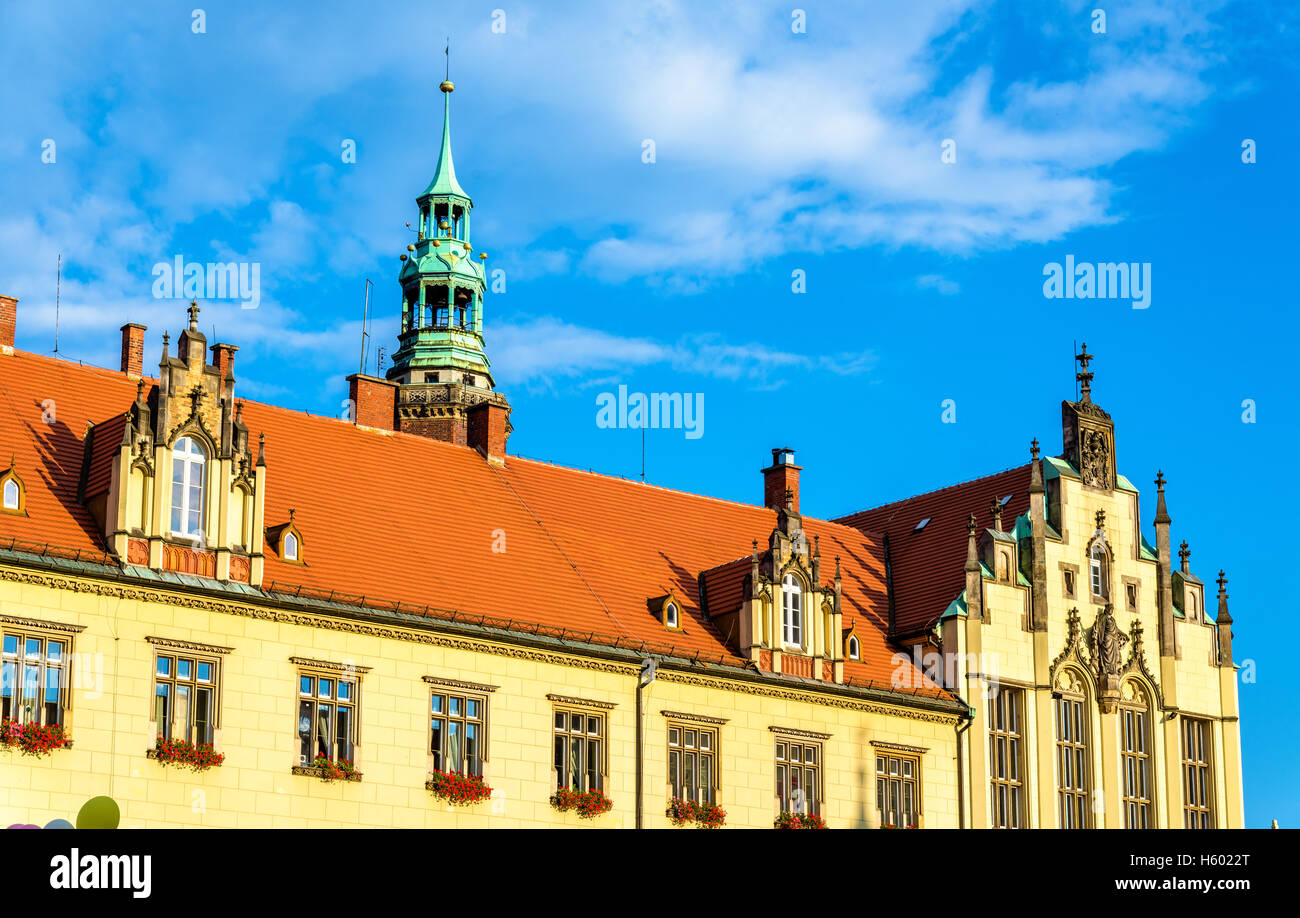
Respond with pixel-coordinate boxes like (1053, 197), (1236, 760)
(426, 769), (493, 805)
(148, 735), (225, 772)
(666, 797), (726, 829)
(292, 755), (361, 782)
(775, 811), (827, 829)
(550, 787), (613, 819)
(1, 718), (71, 757)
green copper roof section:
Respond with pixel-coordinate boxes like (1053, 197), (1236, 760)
(422, 88), (469, 200)
(941, 591), (968, 620)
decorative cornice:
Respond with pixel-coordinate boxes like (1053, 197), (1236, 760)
(546, 693), (617, 710)
(659, 710), (729, 725)
(658, 670), (961, 726)
(290, 656), (372, 675)
(146, 635), (234, 655)
(422, 675), (498, 694)
(0, 613), (86, 635)
(769, 725), (832, 741)
(869, 740), (929, 755)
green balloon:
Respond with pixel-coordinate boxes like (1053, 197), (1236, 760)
(76, 796), (120, 830)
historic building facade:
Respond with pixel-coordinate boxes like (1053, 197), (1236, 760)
(0, 83), (1242, 829)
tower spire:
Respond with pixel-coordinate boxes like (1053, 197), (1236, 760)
(1075, 342), (1094, 403)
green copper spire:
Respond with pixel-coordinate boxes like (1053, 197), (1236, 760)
(423, 81), (468, 200)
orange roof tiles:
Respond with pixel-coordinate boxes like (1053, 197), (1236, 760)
(0, 348), (947, 700)
(836, 465), (1031, 637)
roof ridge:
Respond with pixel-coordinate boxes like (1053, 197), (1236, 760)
(835, 462), (1031, 524)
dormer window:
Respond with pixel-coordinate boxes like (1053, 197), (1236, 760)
(847, 635), (860, 660)
(0, 468), (23, 514)
(170, 436), (207, 538)
(664, 602), (679, 630)
(284, 532), (300, 562)
(781, 575), (803, 647)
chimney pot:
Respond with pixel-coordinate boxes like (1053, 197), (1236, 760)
(762, 447), (801, 512)
(120, 323), (147, 376)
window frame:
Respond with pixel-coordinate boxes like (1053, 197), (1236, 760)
(1181, 716), (1214, 829)
(1088, 538), (1110, 602)
(988, 686), (1025, 829)
(847, 634), (860, 660)
(773, 734), (823, 816)
(1120, 699), (1153, 829)
(427, 681), (492, 778)
(292, 659), (368, 770)
(0, 470), (24, 514)
(169, 435), (208, 539)
(875, 751), (922, 829)
(0, 622), (76, 728)
(667, 721), (718, 804)
(1054, 687), (1092, 829)
(781, 574), (803, 648)
(151, 643), (226, 747)
(552, 704), (607, 793)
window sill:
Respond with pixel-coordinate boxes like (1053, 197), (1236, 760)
(291, 765), (362, 782)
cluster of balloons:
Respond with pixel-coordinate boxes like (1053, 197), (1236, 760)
(7, 795), (119, 830)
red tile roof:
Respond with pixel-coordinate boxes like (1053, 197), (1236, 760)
(835, 465), (1031, 637)
(0, 348), (948, 700)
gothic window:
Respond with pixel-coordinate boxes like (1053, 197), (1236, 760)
(664, 602), (679, 630)
(170, 436), (206, 539)
(1121, 686), (1153, 829)
(989, 687), (1024, 828)
(1089, 541), (1109, 600)
(1, 475), (21, 512)
(847, 635), (860, 660)
(1055, 685), (1091, 829)
(781, 575), (803, 647)
(1181, 718), (1214, 828)
(283, 532), (299, 562)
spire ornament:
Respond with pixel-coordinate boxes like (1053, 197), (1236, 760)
(1075, 342), (1094, 403)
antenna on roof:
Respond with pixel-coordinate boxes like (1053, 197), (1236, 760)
(358, 278), (372, 376)
(53, 253), (61, 354)
(640, 423), (646, 483)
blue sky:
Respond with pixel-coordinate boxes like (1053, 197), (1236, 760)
(1, 0), (1295, 825)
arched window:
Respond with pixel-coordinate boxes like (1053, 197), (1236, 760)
(847, 635), (860, 660)
(2, 477), (20, 512)
(1089, 541), (1109, 599)
(1054, 670), (1092, 828)
(170, 437), (206, 538)
(283, 531), (299, 562)
(664, 602), (678, 630)
(781, 575), (802, 646)
(1120, 680), (1153, 828)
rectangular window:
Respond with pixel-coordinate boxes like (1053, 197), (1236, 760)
(668, 724), (717, 803)
(297, 672), (358, 766)
(1121, 707), (1152, 828)
(430, 690), (486, 777)
(553, 709), (604, 792)
(153, 652), (219, 744)
(1181, 717), (1214, 829)
(1055, 695), (1090, 828)
(876, 753), (920, 828)
(988, 687), (1024, 829)
(1, 630), (68, 727)
(775, 739), (821, 815)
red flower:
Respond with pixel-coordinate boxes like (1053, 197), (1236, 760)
(550, 787), (613, 818)
(428, 769), (493, 805)
(1, 719), (71, 757)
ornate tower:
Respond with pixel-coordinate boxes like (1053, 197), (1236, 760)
(1060, 343), (1116, 490)
(387, 74), (510, 444)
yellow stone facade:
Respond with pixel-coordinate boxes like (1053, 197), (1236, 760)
(0, 565), (961, 829)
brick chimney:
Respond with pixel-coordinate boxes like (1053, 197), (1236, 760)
(120, 323), (147, 376)
(211, 343), (238, 396)
(468, 400), (510, 466)
(347, 373), (397, 432)
(762, 448), (800, 512)
(0, 295), (17, 353)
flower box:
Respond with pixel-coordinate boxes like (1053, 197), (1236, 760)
(775, 811), (827, 829)
(292, 756), (362, 782)
(550, 787), (613, 818)
(0, 718), (71, 757)
(149, 736), (224, 771)
(426, 769), (493, 805)
(666, 796), (726, 829)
